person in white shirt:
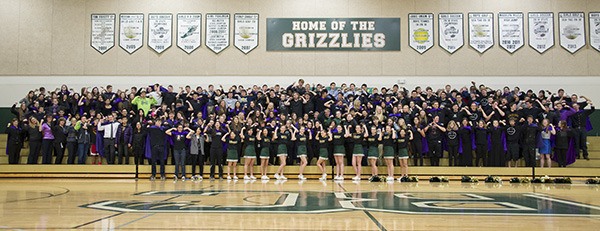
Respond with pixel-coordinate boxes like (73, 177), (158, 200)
(97, 114), (120, 164)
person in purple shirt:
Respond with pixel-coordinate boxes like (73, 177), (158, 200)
(40, 114), (55, 164)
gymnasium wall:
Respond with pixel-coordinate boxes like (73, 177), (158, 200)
(1, 0), (599, 132)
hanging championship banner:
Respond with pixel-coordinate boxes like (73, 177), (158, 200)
(528, 12), (554, 53)
(206, 13), (230, 54)
(91, 14), (115, 54)
(234, 13), (259, 54)
(119, 13), (144, 54)
(408, 13), (434, 54)
(438, 13), (464, 54)
(438, 13), (465, 54)
(266, 18), (400, 51)
(590, 12), (600, 52)
(559, 12), (586, 54)
(498, 12), (524, 53)
(148, 14), (172, 54)
(177, 13), (202, 54)
(468, 13), (494, 53)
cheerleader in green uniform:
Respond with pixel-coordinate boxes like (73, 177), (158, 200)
(291, 124), (311, 180)
(273, 125), (291, 180)
(256, 128), (272, 180)
(382, 125), (397, 182)
(332, 124), (348, 181)
(222, 131), (241, 180)
(316, 128), (332, 181)
(351, 124), (369, 181)
(240, 125), (257, 180)
(396, 120), (413, 180)
(366, 126), (382, 179)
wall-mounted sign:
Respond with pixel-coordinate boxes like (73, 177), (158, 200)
(468, 13), (494, 53)
(438, 13), (464, 54)
(177, 13), (202, 54)
(528, 12), (554, 54)
(119, 13), (144, 54)
(589, 12), (600, 52)
(408, 13), (434, 54)
(234, 13), (259, 54)
(206, 13), (230, 54)
(148, 14), (172, 54)
(91, 14), (115, 54)
(266, 18), (400, 51)
(559, 12), (586, 54)
(498, 12), (524, 53)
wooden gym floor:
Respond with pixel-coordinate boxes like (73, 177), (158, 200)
(1, 178), (599, 230)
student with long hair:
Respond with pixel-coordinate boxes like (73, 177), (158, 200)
(222, 130), (241, 180)
(256, 128), (272, 180)
(240, 126), (257, 180)
(351, 124), (368, 181)
(291, 124), (311, 180)
(272, 125), (291, 180)
(446, 120), (460, 166)
(397, 125), (413, 179)
(205, 120), (224, 180)
(366, 126), (382, 180)
(539, 119), (555, 168)
(316, 128), (332, 181)
(382, 125), (397, 182)
(331, 124), (347, 181)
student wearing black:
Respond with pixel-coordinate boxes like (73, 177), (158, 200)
(570, 102), (594, 160)
(522, 116), (541, 168)
(554, 120), (574, 167)
(424, 116), (446, 166)
(205, 120), (225, 180)
(474, 120), (489, 167)
(458, 119), (474, 167)
(52, 118), (68, 164)
(147, 119), (167, 181)
(445, 120), (460, 167)
(5, 118), (23, 164)
(116, 117), (133, 164)
(131, 122), (146, 165)
(505, 119), (522, 167)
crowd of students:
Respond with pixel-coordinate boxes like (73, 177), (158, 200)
(4, 79), (595, 182)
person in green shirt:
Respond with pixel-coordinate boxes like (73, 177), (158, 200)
(131, 90), (157, 116)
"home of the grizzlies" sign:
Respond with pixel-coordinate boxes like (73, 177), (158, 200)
(266, 18), (400, 51)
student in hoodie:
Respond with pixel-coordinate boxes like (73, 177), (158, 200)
(505, 119), (522, 167)
(445, 120), (460, 166)
(474, 120), (489, 167)
(522, 115), (541, 168)
(131, 121), (146, 165)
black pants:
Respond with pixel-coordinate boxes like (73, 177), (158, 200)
(41, 139), (54, 164)
(574, 128), (589, 158)
(507, 142), (520, 161)
(447, 145), (459, 166)
(132, 145), (145, 165)
(428, 140), (442, 166)
(117, 143), (129, 164)
(412, 142), (423, 166)
(475, 144), (487, 167)
(103, 138), (116, 164)
(27, 140), (42, 164)
(66, 141), (77, 164)
(151, 145), (165, 178)
(191, 154), (205, 176)
(555, 148), (567, 167)
(53, 141), (65, 164)
(7, 142), (21, 164)
(209, 147), (223, 178)
(523, 146), (536, 167)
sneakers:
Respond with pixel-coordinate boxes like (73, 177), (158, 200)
(278, 175), (287, 180)
(319, 173), (327, 181)
(250, 175), (257, 180)
(244, 175), (251, 180)
(227, 176), (232, 180)
(173, 175), (178, 181)
(334, 176), (344, 181)
(298, 174), (307, 180)
(196, 175), (203, 180)
(160, 176), (166, 181)
(274, 173), (280, 179)
(261, 175), (269, 180)
(352, 176), (361, 181)
(181, 176), (186, 181)
(150, 176), (156, 181)
(233, 176), (239, 180)
(386, 176), (394, 182)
